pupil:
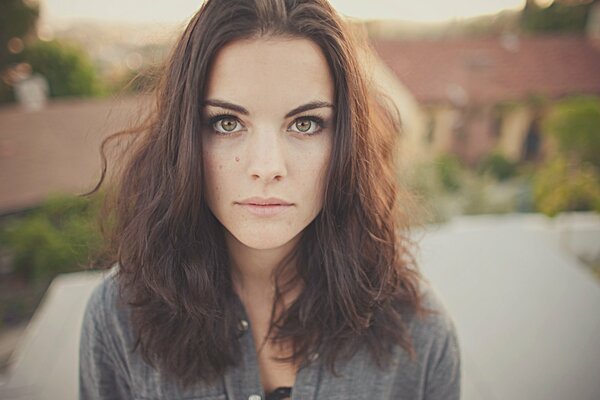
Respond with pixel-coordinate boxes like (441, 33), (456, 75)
(297, 120), (310, 132)
(222, 119), (235, 131)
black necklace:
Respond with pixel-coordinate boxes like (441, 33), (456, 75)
(265, 386), (292, 400)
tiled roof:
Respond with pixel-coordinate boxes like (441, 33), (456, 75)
(371, 34), (600, 105)
(0, 95), (149, 214)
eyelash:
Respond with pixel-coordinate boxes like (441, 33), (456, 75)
(204, 113), (327, 136)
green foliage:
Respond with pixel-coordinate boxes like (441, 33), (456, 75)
(407, 156), (528, 223)
(434, 153), (463, 192)
(521, 0), (594, 33)
(0, 0), (39, 69)
(0, 280), (48, 329)
(530, 95), (600, 216)
(532, 154), (600, 217)
(19, 40), (102, 98)
(0, 0), (39, 102)
(542, 96), (600, 171)
(0, 80), (15, 103)
(0, 192), (105, 284)
(477, 151), (518, 181)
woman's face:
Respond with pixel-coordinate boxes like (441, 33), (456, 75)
(201, 36), (334, 251)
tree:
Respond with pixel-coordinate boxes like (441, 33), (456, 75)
(543, 96), (600, 172)
(0, 0), (40, 102)
(19, 40), (102, 97)
(521, 0), (598, 33)
(531, 95), (600, 215)
(532, 154), (600, 216)
(0, 0), (39, 69)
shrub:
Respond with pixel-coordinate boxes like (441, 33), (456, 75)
(434, 153), (463, 193)
(0, 192), (105, 284)
(477, 151), (518, 181)
(542, 96), (600, 172)
(19, 39), (102, 98)
(532, 155), (600, 217)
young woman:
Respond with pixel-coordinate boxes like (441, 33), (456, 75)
(79, 0), (461, 399)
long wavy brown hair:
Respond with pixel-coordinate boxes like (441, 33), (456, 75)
(86, 0), (433, 390)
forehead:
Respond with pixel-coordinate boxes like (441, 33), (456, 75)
(204, 36), (334, 110)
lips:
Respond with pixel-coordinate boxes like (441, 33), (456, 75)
(237, 197), (292, 206)
(235, 197), (293, 217)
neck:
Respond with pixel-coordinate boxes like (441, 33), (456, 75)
(224, 230), (300, 300)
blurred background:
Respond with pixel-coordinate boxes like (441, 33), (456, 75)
(0, 0), (599, 399)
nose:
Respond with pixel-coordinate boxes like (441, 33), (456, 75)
(246, 128), (287, 183)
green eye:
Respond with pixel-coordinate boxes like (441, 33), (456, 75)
(295, 120), (312, 132)
(206, 114), (243, 135)
(218, 118), (238, 132)
(289, 117), (324, 135)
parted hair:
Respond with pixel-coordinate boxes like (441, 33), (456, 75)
(87, 0), (432, 390)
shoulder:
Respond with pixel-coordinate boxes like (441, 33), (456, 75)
(316, 280), (461, 399)
(405, 279), (461, 359)
(79, 265), (136, 398)
(405, 279), (462, 398)
(412, 279), (458, 340)
(81, 264), (134, 347)
(84, 264), (121, 318)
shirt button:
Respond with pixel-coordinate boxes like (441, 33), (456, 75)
(238, 319), (249, 331)
(248, 395), (261, 400)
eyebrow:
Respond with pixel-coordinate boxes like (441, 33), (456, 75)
(202, 99), (335, 118)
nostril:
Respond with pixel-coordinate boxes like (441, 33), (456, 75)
(251, 174), (283, 181)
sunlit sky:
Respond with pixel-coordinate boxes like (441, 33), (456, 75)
(40, 0), (530, 25)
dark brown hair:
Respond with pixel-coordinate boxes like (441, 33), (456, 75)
(87, 0), (432, 390)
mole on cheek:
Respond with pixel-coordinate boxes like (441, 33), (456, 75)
(235, 156), (240, 162)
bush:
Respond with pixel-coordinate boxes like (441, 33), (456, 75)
(542, 96), (600, 172)
(0, 192), (105, 284)
(532, 155), (600, 217)
(521, 0), (592, 34)
(434, 153), (463, 193)
(477, 151), (518, 181)
(19, 39), (102, 98)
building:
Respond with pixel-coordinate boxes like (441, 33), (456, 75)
(370, 19), (600, 167)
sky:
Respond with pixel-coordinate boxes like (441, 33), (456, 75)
(40, 0), (529, 26)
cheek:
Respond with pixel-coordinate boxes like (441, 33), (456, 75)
(299, 146), (330, 202)
(202, 153), (217, 186)
(203, 149), (241, 201)
(315, 139), (332, 182)
(202, 150), (226, 205)
(203, 141), (230, 179)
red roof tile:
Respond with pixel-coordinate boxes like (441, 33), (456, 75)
(371, 34), (600, 105)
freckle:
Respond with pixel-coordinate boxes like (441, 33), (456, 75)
(219, 164), (223, 170)
(235, 156), (240, 162)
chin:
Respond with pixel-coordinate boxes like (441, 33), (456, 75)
(229, 228), (301, 251)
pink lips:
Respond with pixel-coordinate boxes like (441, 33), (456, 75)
(236, 197), (293, 217)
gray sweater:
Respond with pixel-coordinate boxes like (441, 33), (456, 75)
(79, 269), (461, 400)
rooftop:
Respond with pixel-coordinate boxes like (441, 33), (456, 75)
(371, 34), (600, 105)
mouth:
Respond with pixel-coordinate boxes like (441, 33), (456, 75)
(235, 197), (294, 217)
(237, 197), (292, 206)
